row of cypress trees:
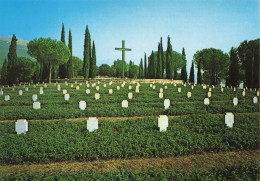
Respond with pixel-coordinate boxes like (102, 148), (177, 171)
(138, 36), (196, 84)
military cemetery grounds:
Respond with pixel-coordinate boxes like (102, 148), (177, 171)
(0, 80), (259, 180)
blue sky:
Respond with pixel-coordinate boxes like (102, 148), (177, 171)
(0, 0), (259, 71)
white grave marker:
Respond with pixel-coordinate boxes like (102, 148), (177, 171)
(204, 98), (210, 105)
(117, 86), (120, 90)
(15, 119), (28, 134)
(208, 92), (211, 98)
(152, 85), (156, 89)
(33, 102), (41, 110)
(87, 117), (99, 132)
(109, 89), (113, 94)
(187, 92), (191, 98)
(25, 87), (28, 92)
(221, 87), (224, 92)
(79, 101), (86, 110)
(164, 99), (170, 109)
(160, 88), (163, 93)
(64, 94), (70, 101)
(225, 113), (234, 128)
(0, 90), (3, 96)
(95, 93), (100, 100)
(96, 86), (99, 91)
(32, 94), (38, 101)
(158, 115), (169, 132)
(159, 92), (163, 99)
(5, 95), (10, 101)
(178, 88), (181, 93)
(164, 86), (167, 89)
(39, 89), (44, 94)
(233, 97), (238, 106)
(253, 96), (258, 104)
(122, 100), (128, 108)
(76, 86), (80, 90)
(242, 91), (245, 97)
(104, 84), (107, 87)
(19, 90), (23, 96)
(86, 89), (90, 94)
(135, 87), (139, 93)
(257, 91), (259, 97)
(129, 86), (132, 90)
(128, 92), (133, 99)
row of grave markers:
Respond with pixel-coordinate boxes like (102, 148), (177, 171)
(15, 113), (235, 135)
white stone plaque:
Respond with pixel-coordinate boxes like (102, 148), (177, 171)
(117, 86), (120, 90)
(33, 102), (41, 110)
(135, 87), (139, 93)
(233, 97), (238, 106)
(39, 89), (43, 94)
(253, 96), (258, 104)
(187, 92), (191, 98)
(95, 93), (100, 100)
(5, 95), (10, 101)
(76, 86), (80, 90)
(129, 86), (132, 90)
(257, 91), (259, 97)
(160, 88), (163, 93)
(242, 91), (245, 96)
(221, 87), (224, 92)
(25, 87), (28, 92)
(128, 92), (133, 99)
(109, 89), (113, 94)
(164, 86), (167, 89)
(225, 112), (234, 128)
(152, 85), (156, 89)
(15, 119), (28, 134)
(204, 98), (210, 105)
(158, 115), (169, 132)
(19, 90), (23, 96)
(63, 89), (67, 94)
(208, 92), (211, 97)
(104, 84), (107, 87)
(44, 83), (47, 88)
(178, 88), (181, 93)
(159, 92), (163, 99)
(164, 99), (170, 109)
(122, 100), (128, 108)
(64, 94), (70, 101)
(87, 117), (98, 132)
(32, 94), (38, 101)
(57, 85), (61, 91)
(96, 86), (99, 91)
(0, 90), (3, 96)
(86, 89), (90, 94)
(79, 101), (86, 110)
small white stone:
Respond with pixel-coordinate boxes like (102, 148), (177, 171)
(5, 95), (10, 101)
(128, 92), (133, 99)
(96, 86), (99, 91)
(109, 89), (113, 94)
(242, 91), (245, 97)
(191, 85), (194, 90)
(221, 87), (224, 92)
(15, 119), (28, 134)
(71, 84), (74, 88)
(160, 88), (163, 93)
(122, 100), (128, 108)
(57, 85), (61, 91)
(79, 101), (86, 110)
(19, 90), (23, 96)
(86, 89), (90, 94)
(87, 84), (90, 88)
(64, 94), (70, 101)
(150, 84), (152, 88)
(152, 85), (156, 89)
(33, 102), (41, 110)
(129, 86), (132, 90)
(209, 88), (212, 92)
(208, 92), (211, 98)
(225, 112), (234, 128)
(158, 115), (168, 132)
(25, 87), (28, 92)
(164, 86), (167, 89)
(44, 83), (47, 88)
(76, 86), (80, 90)
(135, 86), (139, 93)
(87, 117), (98, 132)
(164, 99), (170, 109)
(204, 98), (210, 105)
(104, 84), (107, 87)
(117, 86), (120, 90)
(95, 93), (100, 100)
(0, 90), (3, 96)
(253, 97), (258, 104)
(257, 91), (259, 97)
(187, 92), (191, 98)
(39, 89), (44, 94)
(159, 92), (163, 99)
(233, 97), (238, 106)
(178, 88), (181, 93)
(32, 94), (38, 101)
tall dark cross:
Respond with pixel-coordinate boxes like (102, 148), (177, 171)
(115, 40), (132, 78)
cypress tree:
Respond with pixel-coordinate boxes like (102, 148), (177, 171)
(180, 48), (187, 82)
(59, 23), (67, 79)
(139, 58), (144, 78)
(7, 34), (18, 85)
(91, 41), (96, 78)
(67, 29), (73, 78)
(229, 47), (239, 87)
(144, 53), (147, 78)
(166, 36), (172, 79)
(83, 26), (90, 79)
(1, 59), (7, 84)
(88, 31), (92, 78)
(197, 61), (202, 84)
(156, 42), (162, 79)
(160, 37), (164, 78)
(189, 62), (194, 84)
(151, 51), (156, 78)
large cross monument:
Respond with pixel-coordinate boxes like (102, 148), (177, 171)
(115, 40), (131, 78)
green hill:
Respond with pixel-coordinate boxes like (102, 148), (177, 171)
(0, 36), (34, 65)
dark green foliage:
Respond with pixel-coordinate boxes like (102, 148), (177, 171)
(189, 62), (194, 84)
(72, 56), (83, 77)
(99, 64), (111, 76)
(17, 56), (35, 82)
(1, 59), (7, 84)
(59, 23), (67, 79)
(229, 47), (239, 87)
(67, 29), (73, 78)
(112, 59), (129, 77)
(83, 26), (91, 79)
(237, 39), (259, 89)
(144, 53), (147, 78)
(0, 113), (258, 164)
(90, 41), (96, 78)
(32, 62), (41, 82)
(166, 36), (172, 79)
(197, 61), (202, 84)
(160, 37), (164, 78)
(148, 51), (156, 78)
(7, 34), (18, 85)
(27, 38), (70, 83)
(180, 48), (187, 82)
(193, 48), (229, 85)
(156, 43), (162, 79)
(128, 61), (138, 78)
(139, 58), (143, 78)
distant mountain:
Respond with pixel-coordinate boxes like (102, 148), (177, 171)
(0, 36), (34, 65)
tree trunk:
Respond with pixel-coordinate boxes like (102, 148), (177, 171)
(49, 65), (52, 84)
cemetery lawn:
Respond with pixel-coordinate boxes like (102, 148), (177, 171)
(0, 82), (259, 179)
